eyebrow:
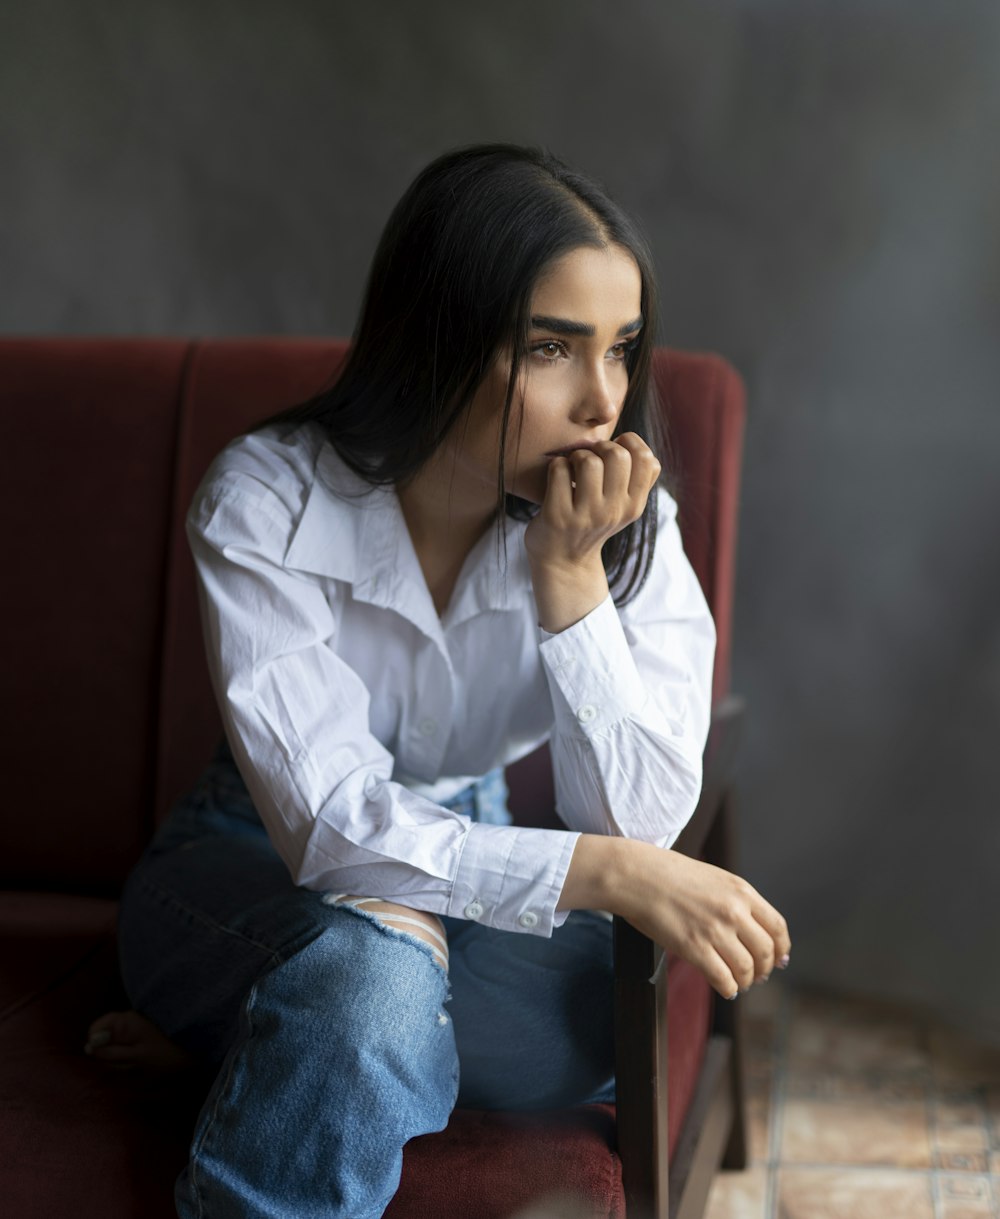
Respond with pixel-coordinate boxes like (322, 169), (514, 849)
(530, 315), (644, 338)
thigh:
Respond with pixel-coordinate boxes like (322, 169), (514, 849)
(118, 831), (350, 1061)
(445, 910), (615, 1111)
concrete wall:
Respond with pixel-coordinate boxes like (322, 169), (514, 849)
(4, 0), (998, 1041)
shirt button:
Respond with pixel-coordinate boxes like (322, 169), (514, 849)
(518, 910), (539, 929)
(464, 900), (484, 921)
(576, 704), (598, 724)
(418, 717), (437, 737)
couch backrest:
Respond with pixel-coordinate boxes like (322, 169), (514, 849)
(1, 338), (744, 894)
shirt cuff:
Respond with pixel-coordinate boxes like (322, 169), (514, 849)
(448, 821), (580, 936)
(538, 594), (663, 738)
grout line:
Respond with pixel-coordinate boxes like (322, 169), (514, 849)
(763, 982), (794, 1219)
(923, 1017), (945, 1219)
(931, 1172), (944, 1219)
(755, 988), (1000, 1219)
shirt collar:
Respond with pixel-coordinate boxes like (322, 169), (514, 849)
(284, 439), (532, 633)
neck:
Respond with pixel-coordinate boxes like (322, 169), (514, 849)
(396, 455), (498, 615)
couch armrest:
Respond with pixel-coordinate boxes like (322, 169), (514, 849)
(613, 697), (747, 1219)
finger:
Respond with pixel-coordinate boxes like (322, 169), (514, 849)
(719, 937), (757, 993)
(614, 432), (661, 500)
(700, 945), (741, 1001)
(750, 895), (792, 966)
(567, 447), (606, 503)
(736, 917), (776, 982)
(542, 456), (575, 516)
(591, 440), (632, 502)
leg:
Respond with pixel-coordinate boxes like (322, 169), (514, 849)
(118, 834), (458, 1219)
(330, 895), (449, 970)
(445, 910), (616, 1111)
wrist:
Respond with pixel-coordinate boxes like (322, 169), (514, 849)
(529, 554), (609, 633)
(558, 834), (635, 914)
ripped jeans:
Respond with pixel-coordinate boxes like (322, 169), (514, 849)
(118, 741), (615, 1219)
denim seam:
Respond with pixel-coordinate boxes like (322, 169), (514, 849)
(188, 976), (265, 1218)
(137, 874), (288, 961)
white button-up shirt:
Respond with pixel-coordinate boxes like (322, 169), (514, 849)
(187, 423), (716, 936)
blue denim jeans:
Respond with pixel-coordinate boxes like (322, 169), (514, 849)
(118, 741), (615, 1219)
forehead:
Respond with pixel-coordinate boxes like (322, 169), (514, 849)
(531, 245), (642, 323)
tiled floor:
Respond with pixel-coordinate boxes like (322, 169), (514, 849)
(705, 984), (1000, 1219)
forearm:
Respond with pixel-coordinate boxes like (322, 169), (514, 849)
(556, 833), (626, 913)
(528, 553), (609, 634)
(558, 833), (792, 1000)
(556, 833), (660, 925)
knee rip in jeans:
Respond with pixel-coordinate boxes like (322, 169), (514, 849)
(324, 895), (450, 973)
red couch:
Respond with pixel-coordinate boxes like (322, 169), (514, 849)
(0, 338), (746, 1218)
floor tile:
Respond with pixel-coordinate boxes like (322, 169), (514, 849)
(777, 1167), (934, 1219)
(704, 1163), (770, 1219)
(937, 1172), (996, 1218)
(781, 1097), (932, 1167)
(939, 1175), (992, 1202)
(935, 1123), (990, 1155)
(929, 1028), (1000, 1089)
(937, 1100), (987, 1128)
(787, 993), (927, 1078)
(935, 1151), (990, 1173)
(784, 1072), (926, 1103)
(937, 1203), (995, 1219)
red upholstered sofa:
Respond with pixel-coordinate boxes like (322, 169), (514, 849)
(0, 338), (747, 1219)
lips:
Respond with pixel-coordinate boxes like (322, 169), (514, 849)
(543, 442), (604, 458)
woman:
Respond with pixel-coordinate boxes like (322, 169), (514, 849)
(89, 144), (790, 1219)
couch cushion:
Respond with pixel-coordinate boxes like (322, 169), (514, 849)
(154, 338), (349, 820)
(0, 894), (200, 1219)
(387, 1105), (623, 1219)
(0, 892), (117, 1018)
(0, 339), (190, 892)
(0, 898), (708, 1218)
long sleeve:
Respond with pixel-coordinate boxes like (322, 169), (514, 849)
(187, 440), (579, 937)
(538, 487), (716, 846)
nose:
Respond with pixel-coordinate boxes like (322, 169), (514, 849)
(572, 360), (621, 428)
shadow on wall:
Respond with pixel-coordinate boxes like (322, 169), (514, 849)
(1, 0), (998, 1041)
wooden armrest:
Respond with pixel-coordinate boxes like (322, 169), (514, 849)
(613, 694), (747, 1219)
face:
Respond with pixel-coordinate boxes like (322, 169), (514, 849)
(446, 243), (644, 508)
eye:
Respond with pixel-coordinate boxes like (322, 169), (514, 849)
(530, 340), (567, 363)
(609, 336), (640, 362)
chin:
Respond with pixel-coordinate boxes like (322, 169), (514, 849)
(508, 474), (546, 506)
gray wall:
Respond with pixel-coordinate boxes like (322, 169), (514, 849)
(4, 1), (998, 1041)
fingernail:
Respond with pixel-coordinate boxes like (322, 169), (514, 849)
(85, 1030), (112, 1052)
(777, 954), (790, 969)
(756, 974), (770, 984)
(728, 992), (739, 1001)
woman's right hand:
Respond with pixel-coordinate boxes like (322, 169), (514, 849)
(559, 835), (790, 999)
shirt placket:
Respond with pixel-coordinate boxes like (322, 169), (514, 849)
(405, 639), (455, 780)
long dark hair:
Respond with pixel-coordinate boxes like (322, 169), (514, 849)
(265, 143), (666, 604)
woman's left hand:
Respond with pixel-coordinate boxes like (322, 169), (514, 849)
(524, 432), (660, 632)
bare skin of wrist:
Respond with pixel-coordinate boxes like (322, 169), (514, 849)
(528, 554), (609, 633)
(558, 834), (791, 1000)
